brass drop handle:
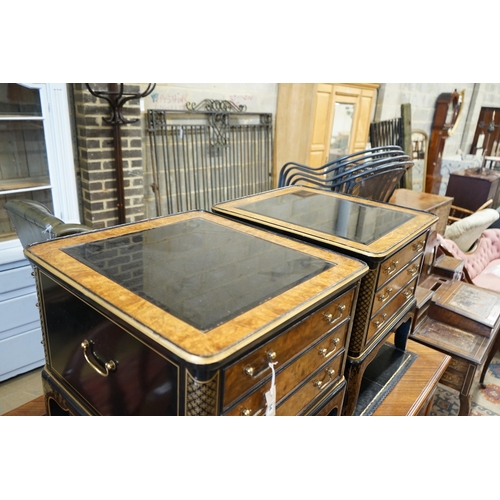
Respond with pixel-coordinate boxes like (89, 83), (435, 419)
(373, 313), (387, 328)
(318, 337), (340, 358)
(313, 368), (335, 390)
(241, 407), (265, 417)
(383, 260), (399, 276)
(412, 240), (425, 252)
(403, 287), (415, 300)
(244, 350), (277, 379)
(324, 304), (346, 324)
(81, 340), (116, 377)
(377, 287), (393, 303)
(407, 264), (420, 277)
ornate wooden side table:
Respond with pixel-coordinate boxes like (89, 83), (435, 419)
(213, 186), (438, 414)
(25, 211), (367, 416)
(411, 276), (500, 415)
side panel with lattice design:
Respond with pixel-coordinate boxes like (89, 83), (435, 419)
(349, 268), (377, 356)
(185, 370), (220, 416)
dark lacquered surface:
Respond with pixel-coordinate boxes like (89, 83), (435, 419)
(229, 189), (415, 245)
(41, 273), (179, 416)
(62, 217), (334, 332)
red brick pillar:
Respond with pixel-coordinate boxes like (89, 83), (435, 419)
(73, 83), (145, 228)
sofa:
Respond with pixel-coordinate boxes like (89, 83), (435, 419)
(437, 229), (500, 293)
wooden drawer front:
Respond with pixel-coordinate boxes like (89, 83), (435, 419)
(277, 354), (344, 416)
(372, 254), (423, 316)
(376, 235), (427, 290)
(367, 278), (417, 343)
(223, 287), (354, 407)
(41, 274), (179, 416)
(448, 357), (469, 374)
(225, 348), (344, 416)
(307, 378), (346, 416)
(224, 324), (348, 415)
(441, 366), (467, 392)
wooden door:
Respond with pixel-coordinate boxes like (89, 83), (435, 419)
(308, 84), (378, 166)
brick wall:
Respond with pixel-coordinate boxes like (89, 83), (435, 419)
(72, 83), (145, 229)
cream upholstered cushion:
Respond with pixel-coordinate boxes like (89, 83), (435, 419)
(444, 208), (499, 252)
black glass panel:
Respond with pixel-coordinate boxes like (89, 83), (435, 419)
(63, 218), (334, 332)
(234, 190), (415, 245)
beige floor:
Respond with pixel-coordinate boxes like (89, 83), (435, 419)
(0, 368), (44, 415)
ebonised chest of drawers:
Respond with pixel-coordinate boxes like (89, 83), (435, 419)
(213, 187), (438, 414)
(25, 211), (367, 416)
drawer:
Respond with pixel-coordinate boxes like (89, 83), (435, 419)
(42, 277), (179, 416)
(277, 354), (344, 416)
(0, 264), (35, 295)
(306, 378), (346, 416)
(441, 366), (467, 392)
(224, 323), (348, 415)
(0, 291), (40, 333)
(372, 254), (423, 316)
(366, 278), (417, 344)
(376, 235), (427, 290)
(0, 327), (44, 382)
(226, 348), (345, 416)
(448, 357), (469, 374)
(223, 287), (355, 407)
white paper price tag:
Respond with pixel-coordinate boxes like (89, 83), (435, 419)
(265, 361), (277, 416)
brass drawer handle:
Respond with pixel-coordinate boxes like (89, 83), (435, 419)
(81, 340), (116, 377)
(324, 304), (346, 324)
(407, 264), (420, 277)
(377, 287), (393, 303)
(383, 260), (399, 276)
(318, 337), (340, 358)
(373, 313), (387, 328)
(403, 287), (415, 300)
(241, 407), (265, 417)
(313, 368), (335, 391)
(412, 240), (425, 252)
(244, 350), (277, 379)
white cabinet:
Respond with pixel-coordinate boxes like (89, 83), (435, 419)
(0, 261), (44, 381)
(0, 83), (79, 381)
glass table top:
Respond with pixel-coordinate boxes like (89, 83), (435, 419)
(62, 217), (334, 332)
(230, 189), (416, 245)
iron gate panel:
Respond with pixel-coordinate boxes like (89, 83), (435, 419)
(147, 104), (273, 216)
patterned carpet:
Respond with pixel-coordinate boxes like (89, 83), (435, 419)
(430, 350), (500, 416)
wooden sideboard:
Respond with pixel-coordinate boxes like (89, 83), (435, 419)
(25, 211), (368, 416)
(213, 186), (438, 414)
(389, 188), (453, 235)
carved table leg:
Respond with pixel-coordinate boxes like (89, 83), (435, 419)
(459, 392), (471, 416)
(343, 347), (381, 416)
(394, 315), (412, 351)
(479, 332), (500, 387)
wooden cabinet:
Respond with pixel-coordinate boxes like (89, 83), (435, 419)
(274, 83), (379, 184)
(445, 168), (500, 212)
(213, 186), (438, 414)
(389, 188), (454, 236)
(26, 211), (367, 416)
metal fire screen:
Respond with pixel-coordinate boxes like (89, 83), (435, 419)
(147, 100), (273, 216)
